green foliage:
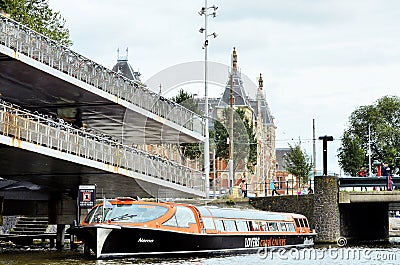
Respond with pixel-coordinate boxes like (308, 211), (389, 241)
(283, 143), (313, 185)
(337, 131), (365, 176)
(0, 0), (72, 46)
(171, 89), (202, 160)
(338, 96), (400, 175)
(211, 107), (257, 173)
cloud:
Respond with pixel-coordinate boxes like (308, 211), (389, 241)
(49, 0), (400, 174)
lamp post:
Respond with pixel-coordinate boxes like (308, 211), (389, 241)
(318, 135), (334, 176)
(199, 0), (217, 198)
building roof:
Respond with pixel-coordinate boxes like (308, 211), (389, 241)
(276, 148), (290, 171)
(218, 48), (248, 107)
(250, 93), (274, 125)
(111, 48), (141, 81)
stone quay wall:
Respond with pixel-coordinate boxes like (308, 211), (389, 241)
(250, 194), (315, 228)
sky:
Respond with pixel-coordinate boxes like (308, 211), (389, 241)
(49, 0), (400, 176)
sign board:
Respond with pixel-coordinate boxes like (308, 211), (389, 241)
(78, 185), (96, 209)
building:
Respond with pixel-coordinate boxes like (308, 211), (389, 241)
(205, 48), (276, 196)
(113, 47), (277, 197)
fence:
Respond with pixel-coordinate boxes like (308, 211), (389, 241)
(0, 14), (204, 137)
(0, 102), (204, 193)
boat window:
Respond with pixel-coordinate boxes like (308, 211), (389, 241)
(268, 222), (278, 231)
(236, 220), (248, 232)
(105, 204), (168, 223)
(223, 220), (237, 232)
(247, 221), (254, 231)
(163, 215), (178, 227)
(84, 206), (113, 223)
(175, 206), (197, 228)
(252, 221), (260, 231)
(279, 222), (287, 231)
(203, 217), (216, 230)
(294, 218), (302, 227)
(287, 223), (296, 232)
(303, 218), (309, 228)
(215, 219), (225, 231)
(259, 221), (268, 231)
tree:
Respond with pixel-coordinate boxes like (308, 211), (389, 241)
(338, 96), (400, 176)
(0, 0), (72, 46)
(171, 89), (202, 160)
(283, 143), (313, 185)
(211, 107), (257, 173)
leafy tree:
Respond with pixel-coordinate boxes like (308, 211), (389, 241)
(211, 107), (257, 173)
(0, 0), (72, 46)
(338, 96), (400, 176)
(171, 89), (202, 160)
(283, 143), (313, 185)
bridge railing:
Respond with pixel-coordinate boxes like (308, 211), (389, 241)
(0, 103), (205, 193)
(0, 14), (205, 138)
(338, 177), (400, 189)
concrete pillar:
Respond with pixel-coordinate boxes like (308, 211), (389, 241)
(314, 175), (340, 243)
(56, 224), (65, 250)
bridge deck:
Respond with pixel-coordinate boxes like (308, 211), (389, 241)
(0, 14), (204, 144)
(0, 103), (204, 198)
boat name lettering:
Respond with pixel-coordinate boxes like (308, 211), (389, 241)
(138, 238), (154, 243)
(244, 237), (260, 248)
(260, 237), (286, 247)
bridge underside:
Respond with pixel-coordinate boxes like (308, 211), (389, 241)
(0, 143), (198, 202)
(340, 202), (389, 241)
(0, 51), (201, 144)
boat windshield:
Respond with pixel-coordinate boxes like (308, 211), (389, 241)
(85, 203), (169, 223)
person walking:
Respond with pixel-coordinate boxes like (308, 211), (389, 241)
(240, 179), (247, 198)
(357, 166), (367, 191)
(270, 178), (280, 196)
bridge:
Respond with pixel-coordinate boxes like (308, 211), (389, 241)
(250, 175), (400, 243)
(0, 14), (206, 225)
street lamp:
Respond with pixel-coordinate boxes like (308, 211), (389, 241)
(199, 0), (218, 198)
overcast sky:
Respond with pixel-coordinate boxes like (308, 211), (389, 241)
(49, 0), (400, 175)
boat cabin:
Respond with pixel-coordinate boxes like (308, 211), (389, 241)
(81, 198), (311, 235)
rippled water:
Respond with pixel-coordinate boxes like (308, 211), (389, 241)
(1, 239), (400, 265)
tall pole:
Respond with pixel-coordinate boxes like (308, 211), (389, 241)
(368, 124), (372, 177)
(199, 0), (217, 198)
(213, 148), (216, 198)
(229, 72), (234, 191)
(313, 119), (316, 177)
(319, 135), (333, 176)
(204, 0), (210, 198)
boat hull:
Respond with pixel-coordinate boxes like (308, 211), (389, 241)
(70, 225), (315, 259)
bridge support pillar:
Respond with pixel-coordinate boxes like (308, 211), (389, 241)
(314, 175), (340, 243)
(56, 224), (65, 250)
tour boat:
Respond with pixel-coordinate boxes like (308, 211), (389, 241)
(68, 197), (316, 259)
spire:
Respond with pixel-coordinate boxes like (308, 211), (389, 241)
(117, 47), (128, 62)
(232, 47), (237, 71)
(258, 73), (263, 91)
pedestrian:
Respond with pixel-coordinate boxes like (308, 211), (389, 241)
(357, 166), (367, 177)
(240, 179), (247, 198)
(357, 166), (367, 191)
(270, 178), (280, 196)
(382, 162), (390, 191)
(388, 174), (394, 191)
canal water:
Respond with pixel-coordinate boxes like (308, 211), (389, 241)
(1, 239), (399, 265)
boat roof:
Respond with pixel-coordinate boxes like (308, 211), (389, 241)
(197, 206), (288, 221)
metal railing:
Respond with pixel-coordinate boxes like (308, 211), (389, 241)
(0, 102), (205, 193)
(251, 179), (314, 196)
(0, 14), (205, 137)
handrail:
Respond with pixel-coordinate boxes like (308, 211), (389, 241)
(0, 14), (205, 137)
(0, 102), (205, 193)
